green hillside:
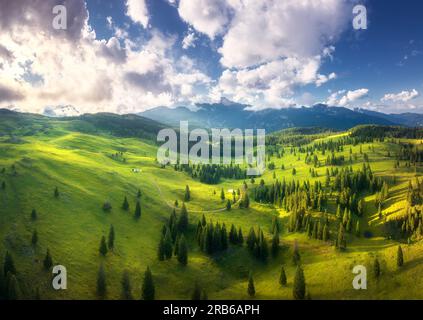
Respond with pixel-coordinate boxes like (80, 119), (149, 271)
(0, 112), (422, 300)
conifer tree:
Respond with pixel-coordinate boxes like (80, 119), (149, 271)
(243, 193), (250, 208)
(226, 199), (231, 211)
(54, 187), (60, 198)
(157, 235), (165, 261)
(247, 227), (256, 251)
(191, 281), (201, 300)
(355, 221), (360, 237)
(184, 185), (191, 202)
(108, 225), (115, 250)
(137, 189), (142, 198)
(31, 230), (38, 246)
(6, 273), (20, 300)
(293, 265), (306, 300)
(238, 227), (244, 245)
(292, 240), (301, 265)
(178, 203), (189, 233)
(122, 196), (129, 211)
(374, 257), (381, 279)
(337, 224), (346, 251)
(279, 266), (287, 286)
(142, 266), (155, 300)
(220, 188), (225, 201)
(43, 249), (53, 270)
(247, 272), (255, 297)
(221, 224), (228, 250)
(164, 229), (173, 259)
(397, 245), (404, 267)
(99, 236), (108, 256)
(121, 270), (133, 300)
(31, 209), (37, 221)
(177, 235), (188, 266)
(134, 200), (141, 219)
(271, 231), (279, 257)
(3, 251), (16, 276)
(97, 264), (107, 298)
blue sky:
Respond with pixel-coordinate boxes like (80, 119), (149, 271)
(0, 0), (422, 114)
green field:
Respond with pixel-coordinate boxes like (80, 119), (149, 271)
(0, 112), (422, 300)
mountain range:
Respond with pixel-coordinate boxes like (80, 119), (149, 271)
(140, 100), (423, 131)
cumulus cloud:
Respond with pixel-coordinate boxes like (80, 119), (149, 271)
(0, 1), (212, 114)
(125, 0), (149, 28)
(176, 0), (351, 108)
(327, 88), (369, 107)
(178, 0), (232, 39)
(182, 31), (197, 49)
(381, 89), (419, 102)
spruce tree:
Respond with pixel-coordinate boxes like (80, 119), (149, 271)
(243, 193), (250, 208)
(247, 272), (255, 297)
(220, 188), (225, 201)
(43, 249), (53, 270)
(31, 209), (37, 221)
(292, 241), (301, 265)
(99, 236), (108, 256)
(374, 257), (381, 279)
(226, 199), (231, 211)
(293, 265), (306, 300)
(121, 270), (133, 300)
(122, 196), (129, 211)
(54, 187), (60, 198)
(191, 281), (201, 300)
(97, 264), (107, 298)
(397, 245), (404, 267)
(142, 266), (155, 300)
(157, 235), (165, 261)
(31, 230), (38, 246)
(279, 266), (287, 286)
(108, 225), (115, 250)
(271, 231), (279, 257)
(164, 229), (173, 259)
(134, 200), (141, 219)
(178, 203), (189, 233)
(177, 234), (188, 266)
(184, 185), (191, 201)
(238, 227), (244, 245)
(3, 251), (16, 276)
(6, 273), (21, 300)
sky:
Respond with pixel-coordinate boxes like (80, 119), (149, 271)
(0, 0), (422, 115)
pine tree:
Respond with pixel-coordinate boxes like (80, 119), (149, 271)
(397, 245), (404, 268)
(247, 227), (256, 251)
(134, 200), (141, 219)
(238, 227), (244, 245)
(178, 203), (189, 233)
(164, 229), (173, 259)
(220, 188), (225, 201)
(108, 225), (115, 250)
(31, 230), (38, 246)
(122, 196), (129, 211)
(191, 281), (201, 300)
(99, 236), (108, 256)
(31, 209), (37, 221)
(157, 235), (165, 261)
(243, 193), (250, 208)
(142, 266), (155, 300)
(121, 270), (133, 300)
(226, 199), (231, 211)
(337, 224), (346, 251)
(6, 273), (21, 300)
(43, 249), (53, 270)
(54, 187), (60, 198)
(293, 265), (306, 300)
(279, 266), (287, 286)
(177, 235), (188, 266)
(97, 264), (107, 298)
(3, 251), (16, 276)
(184, 185), (191, 202)
(374, 257), (381, 279)
(247, 272), (255, 297)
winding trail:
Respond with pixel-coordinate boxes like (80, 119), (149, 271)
(152, 179), (244, 213)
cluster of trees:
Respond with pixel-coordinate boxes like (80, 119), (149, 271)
(99, 225), (115, 256)
(158, 205), (189, 265)
(174, 163), (247, 184)
(196, 218), (229, 255)
(246, 227), (276, 262)
(0, 251), (21, 300)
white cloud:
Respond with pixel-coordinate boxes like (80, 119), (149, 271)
(182, 31), (197, 49)
(0, 2), (212, 114)
(381, 89), (419, 102)
(178, 0), (232, 39)
(126, 0), (149, 29)
(327, 88), (369, 107)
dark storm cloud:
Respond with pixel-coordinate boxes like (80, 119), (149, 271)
(0, 0), (88, 41)
(125, 68), (172, 95)
(0, 84), (24, 102)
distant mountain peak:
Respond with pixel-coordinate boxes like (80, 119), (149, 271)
(43, 105), (80, 117)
